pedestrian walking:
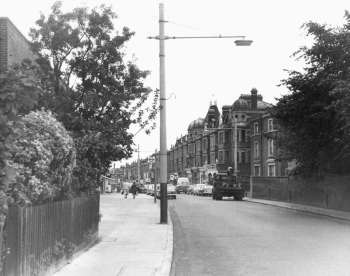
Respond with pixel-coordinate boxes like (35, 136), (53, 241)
(124, 188), (128, 199)
(130, 182), (137, 199)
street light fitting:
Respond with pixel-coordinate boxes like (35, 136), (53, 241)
(234, 39), (253, 46)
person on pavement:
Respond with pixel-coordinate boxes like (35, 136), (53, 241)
(123, 188), (128, 199)
(130, 182), (137, 199)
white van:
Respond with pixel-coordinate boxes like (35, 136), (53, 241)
(177, 177), (190, 186)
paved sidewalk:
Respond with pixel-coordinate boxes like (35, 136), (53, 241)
(246, 197), (350, 221)
(53, 193), (173, 276)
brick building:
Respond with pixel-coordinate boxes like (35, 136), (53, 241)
(119, 88), (287, 184)
(167, 88), (288, 184)
(0, 17), (36, 73)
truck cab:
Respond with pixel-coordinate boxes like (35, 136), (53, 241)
(212, 171), (244, 201)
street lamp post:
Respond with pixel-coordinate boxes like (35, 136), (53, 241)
(159, 3), (168, 224)
(148, 3), (252, 224)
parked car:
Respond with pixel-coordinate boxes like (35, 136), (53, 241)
(187, 185), (194, 195)
(177, 177), (190, 186)
(176, 177), (190, 194)
(167, 184), (177, 199)
(146, 184), (155, 196)
(193, 184), (206, 196)
(138, 185), (147, 193)
(202, 185), (213, 196)
(176, 185), (189, 194)
(156, 184), (176, 199)
(104, 183), (112, 193)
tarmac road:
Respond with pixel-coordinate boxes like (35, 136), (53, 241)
(169, 194), (350, 276)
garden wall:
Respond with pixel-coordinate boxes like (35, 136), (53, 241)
(251, 175), (350, 212)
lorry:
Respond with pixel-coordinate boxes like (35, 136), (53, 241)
(212, 171), (245, 201)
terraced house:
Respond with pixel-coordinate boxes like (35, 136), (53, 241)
(167, 88), (288, 184)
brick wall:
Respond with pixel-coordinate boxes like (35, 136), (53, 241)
(0, 18), (8, 73)
(251, 176), (289, 201)
(251, 175), (350, 212)
(0, 17), (36, 73)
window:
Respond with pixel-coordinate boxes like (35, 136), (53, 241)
(254, 141), (260, 159)
(225, 151), (229, 162)
(218, 150), (224, 163)
(210, 135), (215, 150)
(237, 151), (241, 163)
(241, 151), (246, 163)
(241, 129), (246, 142)
(268, 118), (274, 132)
(203, 138), (207, 151)
(268, 163), (276, 176)
(196, 141), (201, 153)
(254, 122), (259, 134)
(210, 152), (215, 164)
(203, 154), (207, 164)
(246, 130), (250, 143)
(196, 156), (201, 166)
(218, 132), (224, 145)
(254, 165), (260, 176)
(268, 139), (274, 156)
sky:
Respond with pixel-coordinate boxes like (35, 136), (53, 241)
(2, 0), (349, 167)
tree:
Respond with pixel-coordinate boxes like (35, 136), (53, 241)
(272, 11), (350, 176)
(0, 62), (51, 268)
(29, 2), (159, 189)
(0, 60), (45, 186)
(7, 110), (76, 205)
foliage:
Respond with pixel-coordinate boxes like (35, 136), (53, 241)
(272, 11), (350, 176)
(52, 238), (76, 261)
(6, 110), (76, 205)
(0, 61), (45, 187)
(29, 1), (159, 189)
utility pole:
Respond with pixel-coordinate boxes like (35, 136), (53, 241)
(148, 3), (252, 224)
(159, 3), (168, 224)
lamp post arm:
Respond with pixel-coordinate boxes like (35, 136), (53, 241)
(148, 35), (246, 40)
(166, 35), (246, 40)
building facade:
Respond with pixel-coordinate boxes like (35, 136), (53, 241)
(117, 89), (287, 184)
(0, 17), (37, 73)
(167, 88), (287, 184)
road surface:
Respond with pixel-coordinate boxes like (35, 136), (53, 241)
(169, 194), (350, 276)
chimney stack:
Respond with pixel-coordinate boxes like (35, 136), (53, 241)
(251, 88), (258, 110)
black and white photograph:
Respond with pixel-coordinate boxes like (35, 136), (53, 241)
(1, 0), (350, 275)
